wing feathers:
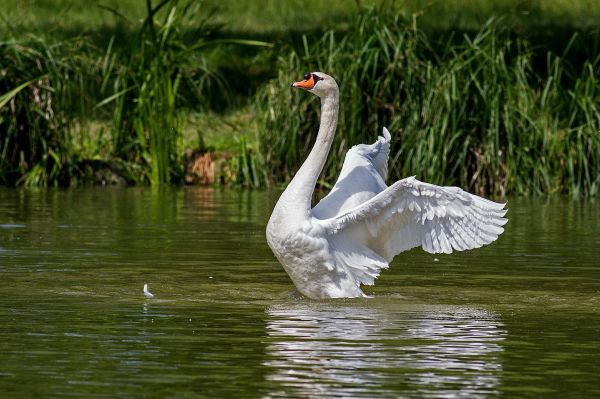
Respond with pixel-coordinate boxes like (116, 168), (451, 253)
(320, 176), (508, 259)
(330, 237), (389, 286)
(312, 129), (507, 289)
(311, 129), (392, 220)
(372, 127), (391, 180)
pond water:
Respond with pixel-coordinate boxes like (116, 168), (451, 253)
(0, 188), (599, 398)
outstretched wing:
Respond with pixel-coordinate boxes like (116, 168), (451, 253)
(311, 128), (392, 219)
(318, 176), (508, 286)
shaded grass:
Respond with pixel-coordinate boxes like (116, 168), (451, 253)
(1, 1), (599, 193)
(257, 9), (600, 196)
(1, 0), (267, 186)
(4, 1), (598, 36)
(103, 0), (202, 185)
(0, 36), (95, 186)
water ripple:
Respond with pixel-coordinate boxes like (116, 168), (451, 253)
(264, 304), (505, 398)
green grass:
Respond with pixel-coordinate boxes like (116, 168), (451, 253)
(1, 0), (268, 186)
(103, 0), (204, 185)
(1, 1), (599, 194)
(0, 35), (94, 186)
(3, 0), (598, 35)
(256, 9), (600, 196)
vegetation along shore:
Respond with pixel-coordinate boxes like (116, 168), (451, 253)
(1, 0), (598, 196)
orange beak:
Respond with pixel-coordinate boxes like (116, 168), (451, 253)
(291, 74), (316, 90)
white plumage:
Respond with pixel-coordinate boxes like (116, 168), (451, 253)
(266, 72), (507, 299)
(143, 283), (154, 298)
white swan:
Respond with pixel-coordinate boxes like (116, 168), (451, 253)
(266, 72), (507, 299)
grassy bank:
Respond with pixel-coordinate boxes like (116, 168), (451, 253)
(257, 10), (600, 196)
(1, 1), (599, 195)
(1, 0), (269, 186)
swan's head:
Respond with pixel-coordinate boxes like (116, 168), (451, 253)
(291, 72), (338, 98)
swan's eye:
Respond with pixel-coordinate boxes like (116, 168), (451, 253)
(304, 72), (311, 80)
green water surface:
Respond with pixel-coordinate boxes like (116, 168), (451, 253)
(0, 188), (599, 398)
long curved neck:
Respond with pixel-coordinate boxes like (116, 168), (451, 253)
(280, 90), (339, 215)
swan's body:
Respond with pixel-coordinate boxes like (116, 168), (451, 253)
(266, 72), (507, 299)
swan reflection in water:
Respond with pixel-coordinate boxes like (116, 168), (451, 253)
(264, 303), (506, 398)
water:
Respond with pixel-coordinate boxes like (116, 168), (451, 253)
(0, 188), (599, 398)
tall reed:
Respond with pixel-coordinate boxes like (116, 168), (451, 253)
(100, 0), (268, 185)
(256, 8), (600, 196)
(102, 1), (197, 185)
(0, 36), (95, 186)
